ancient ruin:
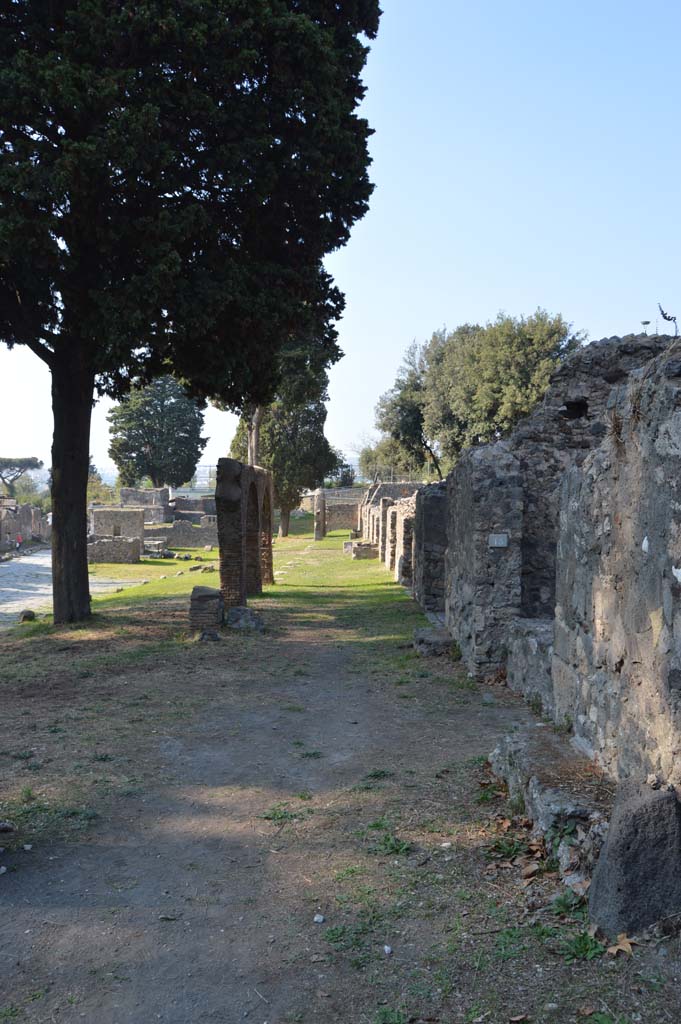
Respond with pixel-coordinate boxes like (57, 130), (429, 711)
(0, 499), (51, 551)
(215, 457), (274, 607)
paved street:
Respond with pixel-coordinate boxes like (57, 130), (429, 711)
(0, 549), (133, 628)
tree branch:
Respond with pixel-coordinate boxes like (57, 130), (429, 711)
(23, 337), (56, 369)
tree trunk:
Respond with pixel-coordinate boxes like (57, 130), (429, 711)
(51, 359), (95, 623)
(247, 405), (264, 466)
(278, 507), (291, 537)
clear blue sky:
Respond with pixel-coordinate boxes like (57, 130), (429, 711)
(2, 0), (680, 475)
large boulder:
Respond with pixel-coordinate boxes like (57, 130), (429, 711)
(589, 779), (681, 935)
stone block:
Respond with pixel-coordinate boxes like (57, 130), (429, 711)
(351, 542), (378, 560)
(189, 586), (224, 631)
(413, 627), (455, 657)
(589, 780), (681, 935)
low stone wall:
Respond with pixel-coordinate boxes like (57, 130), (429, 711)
(87, 537), (141, 563)
(413, 481), (447, 612)
(148, 520), (218, 547)
(507, 617), (554, 715)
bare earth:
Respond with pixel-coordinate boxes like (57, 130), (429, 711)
(1, 540), (680, 1024)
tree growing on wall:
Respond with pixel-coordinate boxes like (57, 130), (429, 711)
(0, 1), (379, 621)
(422, 311), (582, 459)
(108, 377), (207, 489)
(0, 457), (44, 497)
(375, 344), (443, 478)
(231, 400), (340, 537)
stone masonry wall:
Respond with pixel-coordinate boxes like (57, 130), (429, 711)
(413, 481), (447, 612)
(87, 537), (141, 563)
(326, 503), (359, 532)
(445, 443), (523, 673)
(509, 334), (670, 617)
(553, 352), (681, 783)
(394, 495), (417, 587)
(91, 507), (145, 543)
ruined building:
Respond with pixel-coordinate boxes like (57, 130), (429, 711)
(215, 458), (274, 607)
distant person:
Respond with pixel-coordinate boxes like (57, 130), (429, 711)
(16, 533), (22, 550)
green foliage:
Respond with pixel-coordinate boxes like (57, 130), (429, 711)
(0, 1), (379, 617)
(0, 457), (43, 497)
(108, 377), (207, 488)
(560, 929), (607, 963)
(375, 343), (442, 478)
(358, 437), (425, 483)
(231, 399), (340, 522)
(422, 310), (582, 461)
(367, 311), (582, 479)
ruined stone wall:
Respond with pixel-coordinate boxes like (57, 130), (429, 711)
(120, 487), (169, 507)
(413, 481), (446, 612)
(445, 443), (523, 673)
(553, 352), (681, 783)
(0, 504), (51, 549)
(91, 507), (145, 543)
(385, 507), (398, 571)
(360, 483), (422, 540)
(151, 520), (218, 547)
(394, 495), (417, 587)
(326, 503), (359, 532)
(87, 537), (141, 563)
(215, 458), (274, 607)
(509, 334), (670, 617)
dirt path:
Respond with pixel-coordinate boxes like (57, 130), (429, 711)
(1, 538), (679, 1023)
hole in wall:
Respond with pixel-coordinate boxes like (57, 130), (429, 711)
(560, 398), (589, 420)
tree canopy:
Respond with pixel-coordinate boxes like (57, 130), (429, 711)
(366, 311), (582, 476)
(231, 399), (339, 536)
(0, 1), (380, 620)
(375, 343), (442, 478)
(108, 376), (208, 488)
(0, 457), (44, 497)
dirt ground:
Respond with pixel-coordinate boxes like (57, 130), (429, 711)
(1, 536), (680, 1024)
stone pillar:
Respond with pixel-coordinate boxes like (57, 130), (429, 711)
(378, 497), (394, 563)
(385, 506), (398, 571)
(314, 488), (326, 541)
(216, 458), (247, 607)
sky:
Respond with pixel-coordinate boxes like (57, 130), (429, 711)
(2, 0), (681, 479)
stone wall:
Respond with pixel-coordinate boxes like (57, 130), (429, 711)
(445, 443), (524, 673)
(91, 507), (145, 543)
(394, 495), (417, 587)
(509, 334), (670, 617)
(150, 520), (218, 547)
(0, 503), (51, 550)
(326, 503), (359, 532)
(87, 537), (141, 563)
(552, 352), (681, 783)
(120, 486), (169, 507)
(216, 458), (274, 607)
(413, 481), (447, 612)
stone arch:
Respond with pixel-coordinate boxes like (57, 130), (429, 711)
(245, 481), (262, 596)
(260, 486), (274, 586)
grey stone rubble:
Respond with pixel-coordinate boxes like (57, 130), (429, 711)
(490, 727), (613, 889)
(412, 627), (453, 657)
(225, 606), (265, 632)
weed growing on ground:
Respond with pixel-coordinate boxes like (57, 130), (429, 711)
(261, 803), (310, 823)
(561, 930), (607, 963)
